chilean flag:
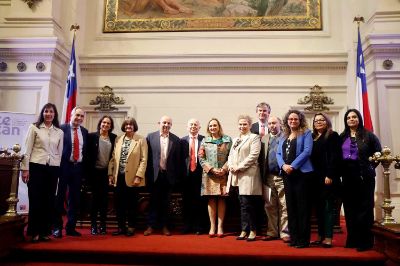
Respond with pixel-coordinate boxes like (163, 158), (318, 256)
(61, 37), (77, 123)
(355, 28), (373, 132)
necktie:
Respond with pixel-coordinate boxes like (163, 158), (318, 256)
(190, 136), (196, 172)
(73, 128), (79, 161)
(260, 124), (265, 137)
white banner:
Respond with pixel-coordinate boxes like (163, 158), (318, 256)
(0, 111), (36, 214)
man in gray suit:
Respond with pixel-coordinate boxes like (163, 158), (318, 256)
(263, 116), (289, 243)
(144, 115), (181, 236)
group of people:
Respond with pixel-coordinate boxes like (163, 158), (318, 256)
(21, 101), (382, 252)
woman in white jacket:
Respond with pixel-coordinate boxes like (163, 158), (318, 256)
(227, 115), (262, 241)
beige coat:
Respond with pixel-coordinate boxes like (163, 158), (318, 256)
(227, 133), (262, 195)
(108, 134), (148, 187)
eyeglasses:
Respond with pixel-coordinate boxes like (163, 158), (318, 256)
(314, 119), (326, 123)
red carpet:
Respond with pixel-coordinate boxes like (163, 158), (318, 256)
(4, 226), (386, 266)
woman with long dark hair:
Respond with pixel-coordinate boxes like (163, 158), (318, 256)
(340, 109), (381, 252)
(310, 113), (341, 248)
(276, 109), (313, 248)
(88, 115), (117, 235)
(21, 103), (63, 242)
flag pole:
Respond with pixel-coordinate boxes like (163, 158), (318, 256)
(61, 24), (80, 124)
(353, 16), (374, 132)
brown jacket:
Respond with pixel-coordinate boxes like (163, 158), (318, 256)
(108, 133), (148, 187)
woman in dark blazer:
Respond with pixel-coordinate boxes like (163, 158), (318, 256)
(277, 109), (313, 248)
(88, 115), (117, 235)
(310, 113), (341, 248)
(340, 109), (381, 252)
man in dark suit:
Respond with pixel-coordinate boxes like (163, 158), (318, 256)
(144, 115), (181, 236)
(180, 118), (207, 234)
(53, 107), (88, 238)
(250, 102), (271, 235)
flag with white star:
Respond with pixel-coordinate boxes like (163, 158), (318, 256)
(355, 27), (373, 132)
(62, 37), (77, 123)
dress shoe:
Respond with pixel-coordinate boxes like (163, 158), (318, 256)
(281, 236), (291, 243)
(112, 228), (126, 236)
(91, 227), (98, 235)
(39, 235), (50, 242)
(31, 235), (40, 243)
(295, 244), (309, 249)
(246, 237), (256, 242)
(236, 236), (246, 240)
(310, 240), (322, 246)
(163, 226), (171, 236)
(144, 227), (153, 236)
(99, 227), (107, 235)
(126, 228), (135, 237)
(66, 229), (82, 237)
(52, 229), (62, 238)
(322, 243), (332, 248)
(263, 235), (279, 241)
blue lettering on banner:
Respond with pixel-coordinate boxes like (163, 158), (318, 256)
(0, 116), (20, 135)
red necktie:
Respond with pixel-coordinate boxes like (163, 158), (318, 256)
(73, 128), (79, 161)
(190, 136), (196, 172)
(260, 124), (265, 137)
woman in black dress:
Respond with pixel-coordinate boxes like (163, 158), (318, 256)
(340, 109), (381, 252)
(310, 113), (341, 248)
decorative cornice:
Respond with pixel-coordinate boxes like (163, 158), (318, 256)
(80, 86), (347, 94)
(79, 61), (347, 73)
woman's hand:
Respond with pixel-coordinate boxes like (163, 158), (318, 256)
(229, 166), (239, 173)
(22, 170), (29, 184)
(133, 176), (141, 186)
(108, 175), (114, 186)
(282, 164), (293, 175)
(214, 168), (226, 177)
(325, 177), (333, 185)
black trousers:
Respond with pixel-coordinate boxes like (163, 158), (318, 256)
(239, 195), (260, 232)
(283, 170), (312, 246)
(54, 162), (83, 231)
(90, 168), (109, 228)
(147, 171), (172, 228)
(27, 163), (59, 237)
(342, 173), (375, 249)
(182, 170), (208, 232)
(115, 173), (139, 229)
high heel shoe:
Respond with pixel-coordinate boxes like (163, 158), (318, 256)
(31, 235), (39, 243)
(209, 233), (216, 238)
(217, 233), (224, 238)
(236, 231), (247, 240)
